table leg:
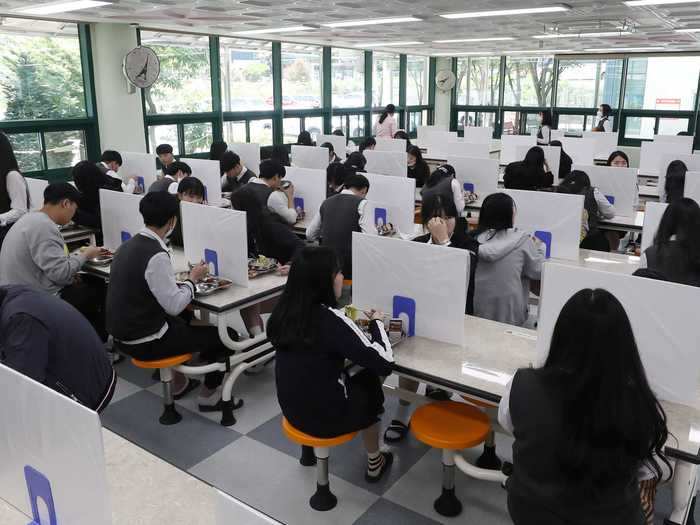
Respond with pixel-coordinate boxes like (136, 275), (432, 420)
(666, 461), (698, 525)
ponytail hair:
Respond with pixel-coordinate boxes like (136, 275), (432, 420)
(379, 104), (396, 124)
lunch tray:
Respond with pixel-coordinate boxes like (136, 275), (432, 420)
(248, 257), (278, 279)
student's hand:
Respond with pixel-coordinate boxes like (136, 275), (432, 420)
(83, 245), (104, 260)
(277, 264), (291, 276)
(189, 262), (209, 283)
(364, 309), (385, 322)
(282, 181), (295, 199)
(427, 217), (449, 245)
(544, 160), (550, 173)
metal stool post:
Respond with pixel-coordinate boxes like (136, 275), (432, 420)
(158, 367), (182, 425)
(309, 446), (337, 511)
(434, 448), (462, 517)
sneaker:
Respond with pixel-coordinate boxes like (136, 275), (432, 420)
(197, 386), (222, 412)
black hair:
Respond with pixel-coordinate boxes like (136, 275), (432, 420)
(345, 173), (370, 191)
(421, 193), (458, 225)
(600, 104), (612, 117)
(607, 150), (629, 167)
(537, 288), (671, 487)
(296, 131), (314, 147)
(326, 163), (348, 190)
(407, 145), (424, 164)
(44, 182), (82, 205)
(539, 109), (553, 127)
(379, 104), (396, 124)
(359, 137), (376, 153)
(267, 246), (341, 347)
(0, 132), (21, 206)
(664, 160), (688, 204)
(220, 151), (241, 176)
(476, 193), (515, 236)
(139, 191), (179, 228)
(100, 150), (122, 166)
(345, 152), (367, 172)
(209, 141), (228, 161)
(425, 164), (456, 189)
(259, 159), (286, 180)
(71, 160), (102, 197)
(393, 130), (409, 141)
(177, 176), (205, 198)
(320, 142), (335, 155)
(165, 161), (192, 177)
(558, 170), (600, 229)
(653, 198), (700, 277)
(231, 187), (264, 255)
(156, 144), (173, 156)
(332, 129), (345, 137)
(524, 146), (546, 170)
(270, 145), (290, 167)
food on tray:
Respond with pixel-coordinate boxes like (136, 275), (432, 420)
(248, 255), (278, 278)
(344, 305), (406, 346)
(377, 222), (395, 236)
(464, 191), (479, 203)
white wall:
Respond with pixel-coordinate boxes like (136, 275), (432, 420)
(433, 57), (452, 129)
(91, 23), (147, 153)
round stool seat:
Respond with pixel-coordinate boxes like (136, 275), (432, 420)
(282, 418), (357, 448)
(461, 395), (497, 409)
(131, 353), (193, 369)
(342, 279), (352, 287)
(411, 401), (490, 450)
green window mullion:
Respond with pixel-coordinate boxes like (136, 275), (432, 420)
(209, 36), (223, 143)
(272, 42), (283, 145)
(364, 51), (372, 135)
(428, 57), (436, 125)
(38, 131), (48, 172)
(399, 54), (407, 130)
(322, 47), (332, 134)
(615, 58), (629, 134)
(450, 58), (458, 131)
(77, 24), (101, 160)
(496, 56), (508, 137)
(177, 123), (185, 156)
(245, 120), (251, 143)
(551, 57), (559, 110)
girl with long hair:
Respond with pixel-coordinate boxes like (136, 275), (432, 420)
(0, 132), (29, 248)
(374, 104), (397, 138)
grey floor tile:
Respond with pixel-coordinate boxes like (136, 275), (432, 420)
(113, 358), (159, 389)
(355, 498), (442, 525)
(109, 376), (142, 404)
(101, 390), (241, 471)
(190, 436), (379, 525)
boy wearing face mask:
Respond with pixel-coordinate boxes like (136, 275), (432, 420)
(148, 161), (192, 194)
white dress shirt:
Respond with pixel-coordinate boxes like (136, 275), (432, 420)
(0, 171), (28, 226)
(306, 189), (375, 242)
(497, 377), (515, 435)
(101, 162), (136, 194)
(537, 125), (551, 145)
(249, 177), (297, 225)
(450, 178), (465, 215)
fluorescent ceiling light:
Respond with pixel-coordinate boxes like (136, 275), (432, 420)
(624, 0), (700, 5)
(356, 41), (422, 48)
(676, 28), (700, 32)
(433, 37), (515, 43)
(324, 17), (421, 28)
(532, 31), (633, 38)
(441, 6), (570, 19)
(234, 26), (314, 35)
(508, 49), (573, 54)
(16, 0), (111, 15)
(584, 46), (666, 51)
(432, 52), (496, 56)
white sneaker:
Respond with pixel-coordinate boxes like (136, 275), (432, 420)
(197, 386), (222, 412)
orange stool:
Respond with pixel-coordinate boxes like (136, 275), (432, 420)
(461, 395), (502, 471)
(411, 401), (491, 517)
(131, 354), (192, 425)
(282, 417), (357, 511)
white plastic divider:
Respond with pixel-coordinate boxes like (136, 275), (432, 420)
(26, 177), (48, 210)
(316, 134), (347, 159)
(424, 131), (458, 158)
(364, 149), (407, 178)
(516, 144), (561, 179)
(684, 171), (700, 205)
(500, 135), (537, 165)
(657, 153), (700, 198)
(447, 156), (499, 199)
(182, 158), (225, 206)
(120, 151), (158, 193)
(641, 201), (669, 252)
(504, 189), (584, 261)
(352, 233), (468, 345)
(654, 134), (695, 149)
(417, 125), (444, 146)
(374, 137), (407, 152)
(364, 171), (416, 235)
(99, 190), (144, 252)
(181, 201), (248, 286)
(291, 145), (329, 170)
(537, 263), (700, 407)
(0, 364), (112, 524)
(581, 131), (619, 160)
(462, 126), (492, 145)
(216, 490), (282, 524)
(639, 141), (692, 176)
(550, 129), (566, 142)
(228, 143), (261, 173)
(560, 137), (596, 166)
(572, 164), (638, 218)
(283, 167), (326, 225)
(446, 142), (491, 159)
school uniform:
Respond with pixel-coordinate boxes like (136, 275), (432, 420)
(557, 150), (573, 179)
(640, 241), (700, 287)
(246, 178), (297, 225)
(407, 161), (430, 188)
(593, 116), (612, 132)
(97, 162), (137, 194)
(420, 177), (465, 215)
(221, 166), (256, 193)
(374, 115), (397, 139)
(306, 189), (374, 278)
(148, 175), (178, 194)
(0, 285), (115, 412)
(0, 170), (29, 248)
(251, 212), (304, 265)
(503, 162), (554, 191)
(275, 305), (393, 438)
(537, 125), (551, 145)
(499, 368), (646, 525)
(578, 188), (616, 251)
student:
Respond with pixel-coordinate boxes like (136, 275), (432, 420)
(374, 104), (397, 139)
(503, 146), (554, 191)
(106, 192), (235, 406)
(0, 285), (116, 413)
(498, 288), (670, 525)
(346, 151), (367, 172)
(268, 246), (394, 482)
(606, 150), (635, 251)
(407, 145), (430, 188)
(558, 170), (615, 252)
(0, 183), (108, 341)
(321, 142), (342, 164)
(421, 164), (465, 215)
(0, 132), (29, 248)
(549, 140), (572, 179)
(244, 160), (297, 225)
(306, 174), (374, 282)
(98, 150), (140, 194)
(359, 137), (376, 153)
(220, 151), (255, 193)
(270, 145), (290, 167)
(296, 131), (314, 147)
(393, 130), (412, 150)
(469, 192), (545, 326)
(326, 162), (349, 198)
(536, 109), (553, 145)
(607, 150), (629, 168)
(156, 144), (175, 170)
(640, 198), (700, 287)
(332, 129), (345, 137)
(170, 177), (206, 248)
(662, 160), (687, 204)
(148, 161), (191, 194)
(209, 141), (228, 161)
(593, 103), (613, 132)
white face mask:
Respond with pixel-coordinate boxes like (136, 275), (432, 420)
(596, 111), (603, 118)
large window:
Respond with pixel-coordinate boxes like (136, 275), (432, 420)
(503, 56), (555, 107)
(282, 44), (322, 109)
(332, 48), (365, 108)
(372, 52), (400, 107)
(556, 58), (623, 108)
(220, 39), (273, 112)
(140, 31), (212, 115)
(624, 56), (700, 111)
(456, 57), (501, 106)
(406, 55), (429, 106)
